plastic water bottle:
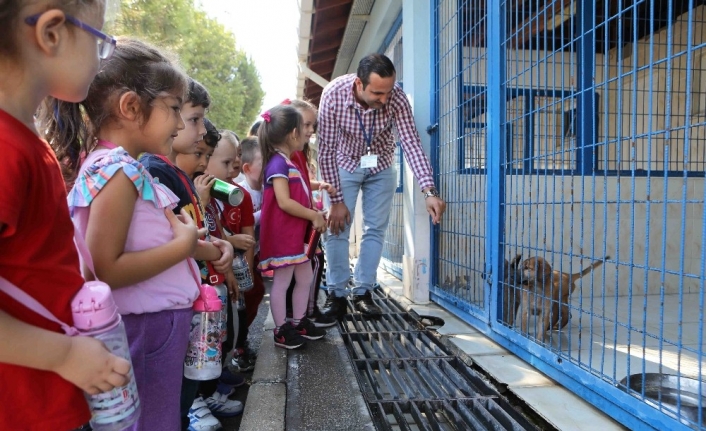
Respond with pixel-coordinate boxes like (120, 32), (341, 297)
(184, 285), (223, 380)
(232, 251), (253, 292)
(71, 282), (141, 431)
(213, 283), (228, 344)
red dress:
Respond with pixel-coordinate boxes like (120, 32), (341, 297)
(258, 153), (311, 270)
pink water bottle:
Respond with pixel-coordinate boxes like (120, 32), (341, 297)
(71, 282), (141, 431)
(184, 285), (223, 380)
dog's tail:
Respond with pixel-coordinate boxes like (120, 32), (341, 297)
(570, 256), (610, 287)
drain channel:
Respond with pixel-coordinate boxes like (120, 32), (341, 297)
(338, 289), (541, 431)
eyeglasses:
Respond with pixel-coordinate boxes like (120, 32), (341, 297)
(25, 12), (117, 60)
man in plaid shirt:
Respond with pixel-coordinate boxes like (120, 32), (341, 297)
(318, 53), (446, 318)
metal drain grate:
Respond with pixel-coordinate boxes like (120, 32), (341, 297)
(339, 289), (540, 431)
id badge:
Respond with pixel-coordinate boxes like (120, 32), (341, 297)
(360, 154), (378, 169)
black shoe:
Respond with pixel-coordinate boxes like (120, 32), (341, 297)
(353, 292), (382, 317)
(321, 295), (347, 319)
(230, 347), (256, 372)
(273, 323), (307, 350)
(307, 308), (336, 328)
(309, 308), (337, 327)
(294, 317), (327, 340)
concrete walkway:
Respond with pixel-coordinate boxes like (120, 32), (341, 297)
(238, 299), (374, 431)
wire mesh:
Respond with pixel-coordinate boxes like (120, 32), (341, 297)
(431, 0), (706, 429)
(434, 0), (490, 311)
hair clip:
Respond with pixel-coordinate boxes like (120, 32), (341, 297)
(280, 98), (291, 105)
(261, 111), (271, 123)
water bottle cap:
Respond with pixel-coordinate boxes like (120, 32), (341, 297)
(193, 284), (223, 312)
(70, 281), (120, 331)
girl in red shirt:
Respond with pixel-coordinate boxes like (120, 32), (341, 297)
(0, 1), (130, 430)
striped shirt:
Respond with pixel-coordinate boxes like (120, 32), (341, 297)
(317, 73), (435, 204)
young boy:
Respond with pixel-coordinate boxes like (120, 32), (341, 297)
(139, 79), (237, 431)
(234, 137), (265, 369)
(198, 130), (258, 373)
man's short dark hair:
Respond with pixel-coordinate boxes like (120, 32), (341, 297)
(356, 53), (396, 88)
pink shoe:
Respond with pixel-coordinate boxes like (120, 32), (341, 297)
(263, 269), (274, 278)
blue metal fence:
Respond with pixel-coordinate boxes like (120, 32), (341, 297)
(380, 18), (405, 279)
(431, 0), (706, 429)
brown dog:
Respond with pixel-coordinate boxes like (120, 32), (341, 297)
(519, 256), (609, 341)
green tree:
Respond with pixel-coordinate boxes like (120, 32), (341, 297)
(112, 0), (264, 136)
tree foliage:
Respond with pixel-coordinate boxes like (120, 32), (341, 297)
(111, 0), (264, 136)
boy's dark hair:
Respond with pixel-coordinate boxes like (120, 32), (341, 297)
(257, 105), (302, 175)
(240, 137), (260, 165)
(40, 37), (187, 182)
(357, 53), (396, 88)
(187, 77), (210, 109)
(203, 118), (220, 148)
(248, 120), (262, 137)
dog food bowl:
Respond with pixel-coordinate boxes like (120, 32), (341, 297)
(619, 373), (706, 427)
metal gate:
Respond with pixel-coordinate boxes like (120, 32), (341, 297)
(430, 0), (706, 430)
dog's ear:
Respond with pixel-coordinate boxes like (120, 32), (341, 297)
(538, 258), (553, 279)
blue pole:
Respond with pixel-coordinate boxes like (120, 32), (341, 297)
(486, 0), (506, 324)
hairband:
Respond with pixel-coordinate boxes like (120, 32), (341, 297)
(280, 98), (291, 105)
(261, 111), (271, 123)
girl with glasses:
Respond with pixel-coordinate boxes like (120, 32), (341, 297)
(0, 1), (129, 430)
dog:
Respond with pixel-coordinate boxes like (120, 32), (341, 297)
(519, 255), (609, 341)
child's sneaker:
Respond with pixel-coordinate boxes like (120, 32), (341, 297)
(274, 322), (307, 349)
(187, 397), (222, 431)
(294, 317), (326, 340)
(230, 347), (257, 372)
(204, 391), (244, 418)
(309, 308), (337, 328)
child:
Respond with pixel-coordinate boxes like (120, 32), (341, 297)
(139, 80), (237, 431)
(285, 99), (337, 327)
(235, 136), (265, 368)
(238, 137), (263, 232)
(53, 38), (203, 431)
(258, 105), (327, 349)
(197, 130), (258, 372)
(188, 120), (247, 423)
(0, 3), (130, 430)
(248, 120), (262, 137)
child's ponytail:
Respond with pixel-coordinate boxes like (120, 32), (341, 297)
(38, 97), (92, 183)
(257, 104), (302, 175)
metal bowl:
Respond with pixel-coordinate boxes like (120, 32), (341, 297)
(619, 373), (706, 427)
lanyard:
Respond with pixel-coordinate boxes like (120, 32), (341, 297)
(355, 109), (376, 155)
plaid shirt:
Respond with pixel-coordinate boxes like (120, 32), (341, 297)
(317, 73), (435, 204)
